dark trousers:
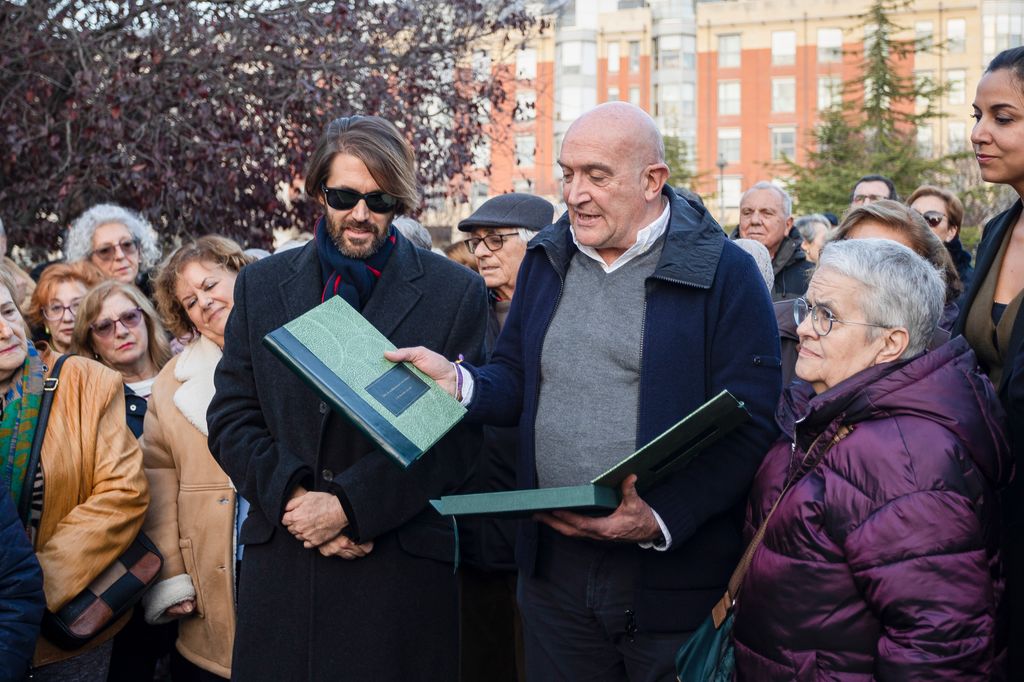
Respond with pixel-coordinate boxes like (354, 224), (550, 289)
(459, 565), (523, 682)
(517, 528), (691, 682)
(106, 606), (177, 681)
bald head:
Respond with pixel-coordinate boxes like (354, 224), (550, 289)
(565, 102), (665, 169)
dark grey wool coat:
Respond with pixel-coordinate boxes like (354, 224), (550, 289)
(208, 234), (487, 681)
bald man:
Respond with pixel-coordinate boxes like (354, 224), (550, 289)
(391, 103), (781, 680)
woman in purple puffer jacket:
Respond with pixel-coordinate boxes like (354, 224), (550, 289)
(732, 239), (1011, 680)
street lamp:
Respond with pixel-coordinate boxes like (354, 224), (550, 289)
(716, 154), (727, 223)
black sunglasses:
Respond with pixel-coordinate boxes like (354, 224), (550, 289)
(322, 185), (398, 214)
(921, 211), (946, 228)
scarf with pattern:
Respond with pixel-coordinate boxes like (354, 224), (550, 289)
(314, 216), (398, 311)
(0, 343), (44, 512)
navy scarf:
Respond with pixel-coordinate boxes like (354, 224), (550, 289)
(314, 216), (398, 310)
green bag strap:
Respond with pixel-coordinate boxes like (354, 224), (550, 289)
(711, 423), (852, 629)
(17, 354), (67, 525)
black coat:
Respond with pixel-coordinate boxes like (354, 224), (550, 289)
(207, 235), (488, 681)
(955, 200), (1024, 525)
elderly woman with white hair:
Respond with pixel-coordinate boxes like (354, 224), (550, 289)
(65, 204), (161, 294)
(729, 239), (1010, 679)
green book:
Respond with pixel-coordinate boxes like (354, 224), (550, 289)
(263, 296), (466, 469)
(431, 390), (749, 518)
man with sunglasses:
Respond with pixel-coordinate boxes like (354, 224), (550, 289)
(390, 102), (782, 681)
(207, 115), (488, 681)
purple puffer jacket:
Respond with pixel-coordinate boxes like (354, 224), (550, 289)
(732, 337), (1012, 680)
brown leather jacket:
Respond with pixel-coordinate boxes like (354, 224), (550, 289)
(33, 357), (149, 666)
(141, 337), (236, 678)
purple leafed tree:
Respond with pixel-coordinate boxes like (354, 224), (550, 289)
(0, 0), (539, 257)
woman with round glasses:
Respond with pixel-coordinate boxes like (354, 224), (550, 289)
(907, 185), (974, 287)
(140, 236), (254, 680)
(0, 267), (149, 680)
(956, 46), (1024, 673)
(65, 204), (161, 294)
(731, 239), (1008, 679)
(70, 281), (175, 679)
(26, 262), (102, 366)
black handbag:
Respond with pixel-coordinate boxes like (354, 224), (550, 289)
(21, 355), (164, 650)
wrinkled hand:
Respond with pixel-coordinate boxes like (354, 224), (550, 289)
(535, 475), (662, 543)
(317, 534), (374, 560)
(282, 490), (348, 548)
(384, 347), (458, 398)
(165, 598), (197, 618)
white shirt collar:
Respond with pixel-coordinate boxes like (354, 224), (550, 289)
(570, 200), (670, 274)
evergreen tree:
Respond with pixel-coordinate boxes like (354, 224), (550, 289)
(782, 0), (951, 215)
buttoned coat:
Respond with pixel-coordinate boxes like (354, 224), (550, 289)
(207, 234), (487, 681)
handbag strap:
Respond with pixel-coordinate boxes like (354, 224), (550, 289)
(711, 423), (852, 628)
(18, 354), (68, 525)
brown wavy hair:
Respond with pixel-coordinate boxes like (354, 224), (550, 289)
(70, 280), (172, 371)
(153, 235), (253, 338)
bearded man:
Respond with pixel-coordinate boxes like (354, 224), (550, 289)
(208, 115), (487, 681)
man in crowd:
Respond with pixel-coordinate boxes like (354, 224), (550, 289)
(735, 181), (813, 300)
(207, 114), (488, 681)
(456, 192), (554, 681)
(850, 173), (898, 206)
(390, 102), (781, 680)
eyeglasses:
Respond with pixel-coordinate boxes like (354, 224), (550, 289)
(464, 233), (520, 253)
(90, 238), (140, 262)
(41, 300), (81, 321)
(793, 298), (889, 337)
(90, 308), (144, 338)
(851, 193), (887, 205)
(921, 211), (947, 228)
(322, 185), (398, 214)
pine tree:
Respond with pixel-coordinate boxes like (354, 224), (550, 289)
(782, 0), (951, 215)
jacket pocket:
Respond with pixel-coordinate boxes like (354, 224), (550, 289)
(397, 514), (455, 564)
(179, 537), (205, 618)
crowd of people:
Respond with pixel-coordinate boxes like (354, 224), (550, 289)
(0, 46), (1022, 682)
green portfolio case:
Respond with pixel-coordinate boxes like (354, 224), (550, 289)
(431, 390), (749, 518)
(263, 296), (466, 469)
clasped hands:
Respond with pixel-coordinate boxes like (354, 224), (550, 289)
(282, 486), (374, 560)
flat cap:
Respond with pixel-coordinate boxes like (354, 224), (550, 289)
(457, 193), (555, 232)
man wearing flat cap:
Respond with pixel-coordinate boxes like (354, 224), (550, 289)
(456, 192), (554, 681)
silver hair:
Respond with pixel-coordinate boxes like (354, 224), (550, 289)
(516, 228), (538, 243)
(742, 181), (792, 218)
(65, 203), (161, 270)
(732, 238), (775, 291)
(817, 238), (943, 358)
(794, 214), (831, 243)
(392, 216), (433, 250)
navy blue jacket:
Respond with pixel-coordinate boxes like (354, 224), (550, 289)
(0, 484), (44, 681)
(467, 186), (782, 632)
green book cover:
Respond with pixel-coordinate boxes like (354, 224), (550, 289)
(433, 390), (748, 518)
(263, 296), (466, 468)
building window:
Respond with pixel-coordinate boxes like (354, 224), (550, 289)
(817, 28), (842, 63)
(771, 31), (796, 66)
(657, 83), (682, 121)
(680, 82), (695, 116)
(718, 34), (740, 68)
(516, 48), (537, 80)
(915, 21), (933, 48)
(914, 71), (933, 112)
(515, 134), (536, 166)
(472, 50), (491, 80)
(984, 12), (1024, 62)
(947, 18), (966, 54)
(682, 37), (696, 70)
(607, 86), (620, 102)
(515, 91), (536, 121)
(947, 69), (966, 105)
(657, 35), (682, 70)
(513, 178), (532, 193)
(558, 86), (596, 121)
(472, 138), (490, 168)
(771, 127), (796, 161)
(718, 81), (740, 116)
(629, 86), (640, 105)
(471, 182), (489, 210)
(817, 76), (841, 110)
(560, 41), (596, 76)
(718, 128), (741, 164)
(772, 78), (796, 113)
(723, 176), (742, 209)
(948, 121), (967, 151)
(916, 126), (934, 156)
(607, 42), (620, 73)
(628, 41), (640, 72)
